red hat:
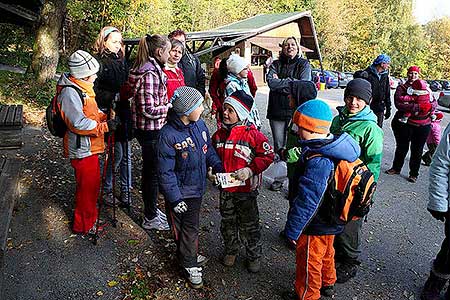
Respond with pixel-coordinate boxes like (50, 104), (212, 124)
(408, 66), (421, 73)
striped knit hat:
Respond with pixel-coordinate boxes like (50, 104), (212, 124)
(68, 50), (100, 79)
(171, 86), (204, 116)
(223, 90), (254, 121)
(292, 99), (332, 134)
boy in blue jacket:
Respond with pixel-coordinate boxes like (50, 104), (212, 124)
(158, 86), (223, 289)
(282, 100), (361, 300)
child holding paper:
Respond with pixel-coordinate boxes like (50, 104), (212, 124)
(212, 90), (274, 273)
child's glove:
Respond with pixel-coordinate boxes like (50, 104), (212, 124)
(286, 147), (302, 164)
(233, 167), (253, 181)
(106, 119), (120, 131)
(174, 201), (188, 214)
(207, 167), (219, 186)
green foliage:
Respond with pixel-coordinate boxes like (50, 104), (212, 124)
(0, 24), (34, 68)
(0, 70), (55, 108)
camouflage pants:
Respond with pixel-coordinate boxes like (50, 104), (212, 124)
(219, 190), (261, 260)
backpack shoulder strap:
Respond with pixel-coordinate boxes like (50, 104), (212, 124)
(58, 85), (85, 105)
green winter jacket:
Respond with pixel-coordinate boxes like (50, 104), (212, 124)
(330, 106), (384, 181)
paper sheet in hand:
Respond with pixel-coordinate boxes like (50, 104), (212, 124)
(216, 173), (246, 188)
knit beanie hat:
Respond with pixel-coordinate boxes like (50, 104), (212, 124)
(227, 54), (248, 75)
(223, 90), (254, 121)
(68, 50), (100, 79)
(171, 86), (204, 116)
(289, 80), (318, 107)
(408, 65), (421, 73)
(292, 99), (332, 134)
(344, 78), (372, 104)
(373, 53), (391, 65)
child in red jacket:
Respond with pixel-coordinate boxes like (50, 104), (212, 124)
(398, 79), (433, 123)
(212, 90), (274, 273)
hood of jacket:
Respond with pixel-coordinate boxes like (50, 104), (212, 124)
(130, 57), (161, 76)
(279, 52), (301, 65)
(166, 109), (195, 131)
(299, 132), (361, 163)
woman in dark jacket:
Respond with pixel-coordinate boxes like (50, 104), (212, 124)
(93, 26), (131, 206)
(385, 66), (436, 183)
(266, 36), (312, 190)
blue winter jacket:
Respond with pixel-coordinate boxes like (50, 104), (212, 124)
(285, 133), (361, 240)
(158, 111), (223, 207)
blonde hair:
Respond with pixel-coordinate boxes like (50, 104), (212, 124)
(93, 26), (124, 56)
(133, 34), (170, 69)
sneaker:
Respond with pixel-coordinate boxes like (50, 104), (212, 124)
(222, 254), (236, 267)
(281, 290), (299, 300)
(156, 208), (167, 221)
(385, 168), (400, 175)
(86, 222), (107, 236)
(142, 216), (170, 231)
(184, 267), (203, 289)
(270, 180), (283, 191)
(197, 254), (209, 266)
(119, 191), (131, 207)
(104, 191), (118, 207)
(247, 259), (261, 273)
(320, 285), (335, 297)
(421, 271), (448, 300)
(336, 262), (358, 283)
(408, 176), (417, 183)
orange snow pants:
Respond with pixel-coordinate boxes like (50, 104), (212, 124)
(295, 234), (336, 300)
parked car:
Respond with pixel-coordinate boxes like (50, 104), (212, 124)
(311, 69), (339, 89)
(438, 90), (450, 108)
(440, 80), (450, 90)
(344, 71), (354, 81)
(428, 80), (442, 92)
(333, 71), (350, 88)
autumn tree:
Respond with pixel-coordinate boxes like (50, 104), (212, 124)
(30, 0), (67, 84)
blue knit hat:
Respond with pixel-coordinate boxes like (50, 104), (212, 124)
(373, 53), (391, 65)
(292, 99), (332, 134)
(223, 90), (254, 121)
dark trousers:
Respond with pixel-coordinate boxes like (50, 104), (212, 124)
(220, 190), (261, 261)
(374, 111), (384, 128)
(334, 218), (363, 264)
(434, 217), (450, 275)
(167, 197), (202, 268)
(135, 129), (160, 220)
(391, 119), (431, 177)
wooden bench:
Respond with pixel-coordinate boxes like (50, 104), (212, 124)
(0, 158), (21, 267)
(0, 105), (23, 149)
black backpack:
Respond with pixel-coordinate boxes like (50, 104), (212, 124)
(46, 85), (85, 137)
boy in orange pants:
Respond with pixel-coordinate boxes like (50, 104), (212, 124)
(282, 100), (361, 300)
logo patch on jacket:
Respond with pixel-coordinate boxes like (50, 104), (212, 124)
(181, 151), (189, 159)
(202, 144), (208, 154)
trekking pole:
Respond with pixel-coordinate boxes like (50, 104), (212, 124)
(123, 107), (132, 214)
(93, 133), (112, 245)
(111, 130), (118, 228)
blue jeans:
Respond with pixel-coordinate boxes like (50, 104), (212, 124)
(135, 129), (160, 220)
(104, 140), (132, 193)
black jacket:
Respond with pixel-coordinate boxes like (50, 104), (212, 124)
(94, 51), (128, 112)
(354, 66), (391, 113)
(178, 52), (206, 96)
(266, 54), (312, 120)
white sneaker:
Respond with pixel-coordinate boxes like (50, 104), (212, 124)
(104, 192), (118, 207)
(142, 216), (170, 231)
(197, 254), (209, 266)
(156, 208), (167, 221)
(184, 267), (203, 288)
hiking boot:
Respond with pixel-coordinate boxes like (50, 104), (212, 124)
(142, 216), (170, 231)
(104, 191), (118, 207)
(336, 262), (358, 283)
(119, 191), (131, 207)
(184, 267), (203, 289)
(282, 290), (299, 300)
(385, 168), (400, 175)
(270, 180), (283, 191)
(421, 271), (448, 300)
(408, 176), (417, 183)
(320, 285), (335, 297)
(222, 254), (236, 267)
(197, 254), (209, 267)
(247, 259), (261, 273)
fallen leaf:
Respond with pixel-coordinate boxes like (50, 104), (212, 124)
(107, 280), (118, 287)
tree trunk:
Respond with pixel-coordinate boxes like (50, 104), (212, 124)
(30, 0), (67, 84)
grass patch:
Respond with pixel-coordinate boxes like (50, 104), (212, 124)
(0, 70), (55, 109)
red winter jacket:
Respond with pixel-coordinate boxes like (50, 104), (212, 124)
(163, 66), (185, 101)
(212, 123), (274, 192)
